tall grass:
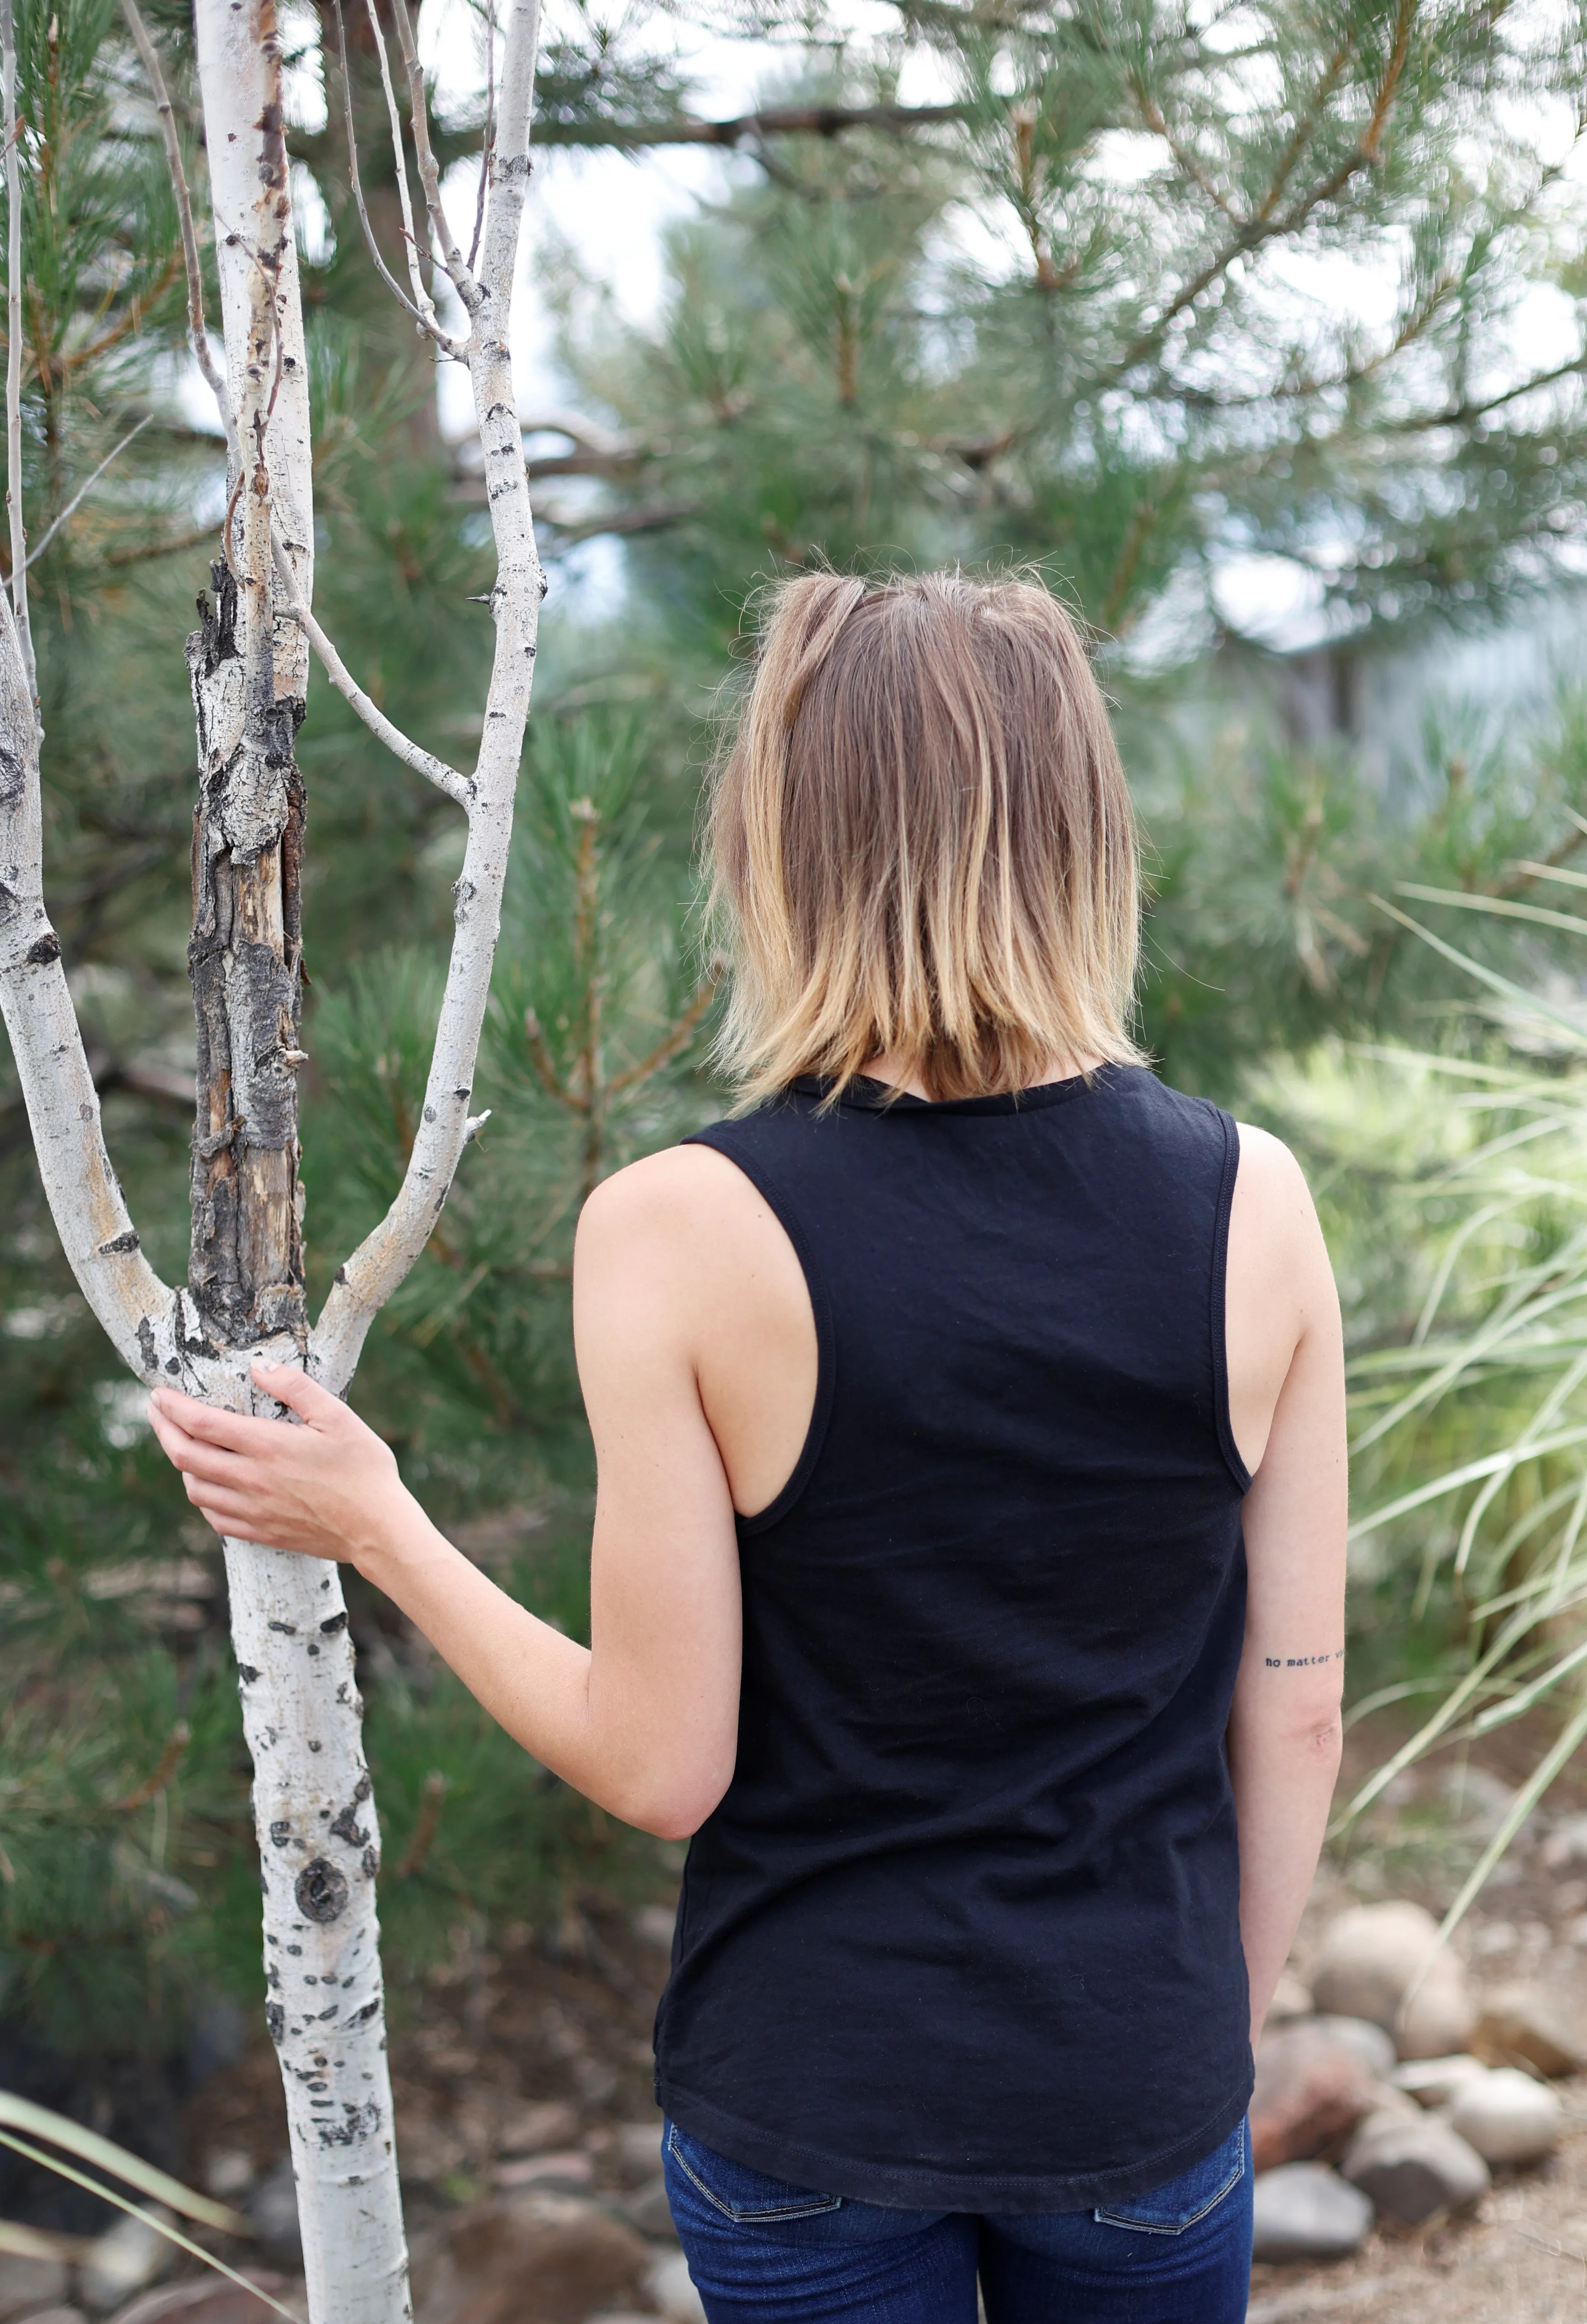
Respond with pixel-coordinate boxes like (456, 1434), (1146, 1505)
(1262, 901), (1587, 1941)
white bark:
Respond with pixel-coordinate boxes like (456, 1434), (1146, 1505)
(0, 586), (171, 1371)
(187, 7), (409, 2319)
(4, 5), (547, 2317)
(312, 0), (545, 1392)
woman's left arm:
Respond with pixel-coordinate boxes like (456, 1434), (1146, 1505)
(146, 1155), (744, 1839)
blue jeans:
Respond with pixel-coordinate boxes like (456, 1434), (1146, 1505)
(662, 2116), (1252, 2323)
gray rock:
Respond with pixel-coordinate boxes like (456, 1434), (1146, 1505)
(0, 2252), (69, 2321)
(78, 2214), (173, 2315)
(618, 2176), (677, 2239)
(1472, 1982), (1587, 2078)
(1308, 1902), (1475, 2060)
(1341, 2111), (1490, 2223)
(647, 2251), (706, 2323)
(245, 2159), (301, 2266)
(1309, 2016), (1397, 2080)
(1251, 2163), (1374, 2262)
(1448, 2066), (1563, 2165)
(1392, 2054), (1489, 2109)
(198, 2152), (254, 2203)
(1541, 1811), (1587, 1870)
(1266, 1972), (1313, 2023)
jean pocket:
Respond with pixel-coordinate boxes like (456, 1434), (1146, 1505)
(1093, 2118), (1246, 2236)
(665, 2122), (845, 2223)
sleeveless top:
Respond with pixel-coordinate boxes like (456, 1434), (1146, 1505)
(653, 1064), (1254, 2214)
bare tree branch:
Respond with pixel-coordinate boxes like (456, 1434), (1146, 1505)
(118, 0), (240, 470)
(20, 416), (151, 570)
(386, 0), (478, 311)
(360, 0), (438, 330)
(468, 0), (496, 277)
(271, 527), (475, 807)
(1, 0), (35, 706)
(534, 99), (969, 149)
(330, 0), (461, 355)
(313, 0), (546, 1390)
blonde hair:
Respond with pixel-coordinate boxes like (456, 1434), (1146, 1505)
(707, 570), (1145, 1107)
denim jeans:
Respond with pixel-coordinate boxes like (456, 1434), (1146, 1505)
(662, 2116), (1252, 2324)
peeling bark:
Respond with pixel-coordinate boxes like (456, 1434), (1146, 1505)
(3, 5), (546, 2315)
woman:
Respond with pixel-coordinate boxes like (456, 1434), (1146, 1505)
(150, 572), (1347, 2324)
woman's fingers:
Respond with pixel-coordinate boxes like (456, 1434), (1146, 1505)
(253, 1360), (344, 1427)
(150, 1387), (284, 1458)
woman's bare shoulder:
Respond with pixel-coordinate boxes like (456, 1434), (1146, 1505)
(578, 1139), (764, 1241)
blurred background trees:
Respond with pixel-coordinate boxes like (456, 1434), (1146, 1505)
(8, 0), (1587, 2178)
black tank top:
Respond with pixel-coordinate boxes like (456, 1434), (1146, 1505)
(654, 1064), (1253, 2213)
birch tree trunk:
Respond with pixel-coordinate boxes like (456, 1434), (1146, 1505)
(0, 1), (547, 2317)
(181, 9), (411, 2318)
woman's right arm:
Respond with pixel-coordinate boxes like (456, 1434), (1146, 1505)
(1224, 1128), (1349, 2047)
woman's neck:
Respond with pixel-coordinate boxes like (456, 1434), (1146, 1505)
(858, 1050), (1099, 1101)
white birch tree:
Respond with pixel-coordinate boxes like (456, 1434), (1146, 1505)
(0, 2), (545, 2316)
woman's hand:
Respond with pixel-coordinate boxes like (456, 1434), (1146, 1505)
(147, 1363), (410, 1567)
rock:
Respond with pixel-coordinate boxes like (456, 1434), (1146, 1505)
(1309, 2017), (1397, 2080)
(105, 2277), (288, 2324)
(79, 2215), (174, 2315)
(496, 2099), (581, 2158)
(1541, 1812), (1587, 1870)
(1250, 2023), (1380, 2172)
(412, 2193), (649, 2324)
(1393, 2054), (1490, 2109)
(491, 2151), (594, 2193)
(1440, 1766), (1521, 1838)
(1471, 1982), (1587, 2078)
(0, 2253), (69, 2322)
(1448, 2066), (1564, 2165)
(1266, 1972), (1313, 2023)
(197, 2153), (254, 2203)
(245, 2162), (300, 2267)
(633, 1905), (678, 1952)
(1250, 2163), (1374, 2262)
(647, 2251), (706, 2324)
(608, 2121), (665, 2181)
(1308, 1902), (1475, 2059)
(618, 2177), (676, 2239)
(1341, 2112), (1490, 2224)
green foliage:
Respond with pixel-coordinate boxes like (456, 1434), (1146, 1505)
(534, 1), (1587, 644)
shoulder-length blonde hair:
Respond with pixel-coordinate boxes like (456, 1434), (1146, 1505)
(706, 569), (1145, 1107)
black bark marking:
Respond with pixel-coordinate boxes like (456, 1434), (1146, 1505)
(296, 1858), (350, 1924)
(329, 1804), (368, 1848)
(269, 1820), (293, 1848)
(237, 1663), (261, 1684)
(97, 1229), (140, 1255)
(136, 1317), (158, 1373)
(265, 2001), (285, 2044)
(353, 1773), (371, 1802)
(351, 1997), (380, 2026)
(24, 933), (62, 965)
(361, 1845), (380, 1880)
(269, 1620), (297, 1635)
(319, 1612), (348, 1635)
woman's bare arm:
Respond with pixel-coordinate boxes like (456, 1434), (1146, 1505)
(1225, 1126), (1348, 2046)
(146, 1149), (752, 1839)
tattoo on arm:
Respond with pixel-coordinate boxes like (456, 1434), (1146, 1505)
(1264, 1648), (1345, 1669)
